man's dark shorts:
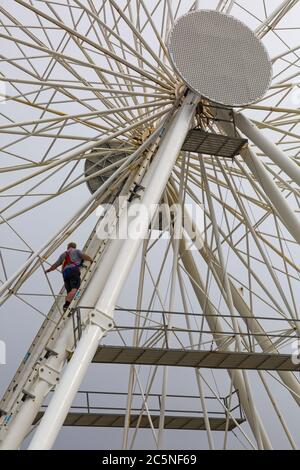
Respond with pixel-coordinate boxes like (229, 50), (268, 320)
(63, 266), (81, 293)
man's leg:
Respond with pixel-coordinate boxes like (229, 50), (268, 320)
(65, 288), (77, 304)
(63, 271), (72, 310)
(63, 268), (81, 310)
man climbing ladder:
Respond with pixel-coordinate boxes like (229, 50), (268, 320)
(46, 242), (93, 311)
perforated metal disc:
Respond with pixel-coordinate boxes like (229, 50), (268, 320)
(168, 10), (272, 107)
(84, 142), (129, 195)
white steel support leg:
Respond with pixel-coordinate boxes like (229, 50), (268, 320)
(176, 263), (215, 450)
(0, 319), (75, 450)
(122, 239), (148, 450)
(180, 199), (300, 406)
(258, 371), (297, 449)
(29, 320), (113, 450)
(178, 237), (272, 449)
(168, 178), (215, 449)
(0, 151), (156, 450)
(235, 111), (300, 187)
(216, 109), (300, 246)
(199, 159), (264, 449)
(0, 234), (122, 450)
(28, 91), (200, 450)
(170, 183), (272, 448)
(236, 127), (300, 246)
(158, 198), (183, 449)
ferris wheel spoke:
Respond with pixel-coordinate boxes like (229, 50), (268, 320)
(137, 0), (171, 64)
(0, 161), (72, 218)
(0, 31), (172, 101)
(0, 78), (173, 100)
(251, 87), (293, 109)
(1, 84), (128, 134)
(0, 98), (173, 133)
(257, 370), (297, 449)
(74, 0), (175, 90)
(251, 119), (300, 141)
(0, 13), (43, 92)
(182, 229), (300, 414)
(0, 282), (54, 321)
(107, 0), (176, 84)
(246, 104), (300, 117)
(0, 213), (33, 253)
(0, 104), (172, 196)
(272, 42), (300, 64)
(255, 0), (300, 39)
(177, 234), (271, 448)
(1, 154), (133, 222)
(272, 55), (300, 83)
(217, 157), (299, 321)
(0, 161), (133, 226)
(28, 0), (143, 118)
(53, 4), (141, 117)
(14, 0), (174, 90)
(174, 165), (299, 325)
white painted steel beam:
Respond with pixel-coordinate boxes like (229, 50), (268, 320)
(235, 111), (300, 188)
(28, 92), (199, 450)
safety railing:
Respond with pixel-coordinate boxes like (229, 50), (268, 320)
(42, 389), (244, 422)
(71, 306), (300, 355)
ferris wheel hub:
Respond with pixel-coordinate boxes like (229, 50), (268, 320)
(168, 10), (272, 107)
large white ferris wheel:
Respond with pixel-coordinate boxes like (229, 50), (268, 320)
(0, 0), (300, 450)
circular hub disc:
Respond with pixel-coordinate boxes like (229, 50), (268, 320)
(168, 10), (272, 107)
(84, 143), (129, 195)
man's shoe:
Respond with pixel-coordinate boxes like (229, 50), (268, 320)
(63, 301), (70, 312)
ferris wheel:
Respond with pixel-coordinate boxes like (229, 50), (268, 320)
(0, 0), (300, 450)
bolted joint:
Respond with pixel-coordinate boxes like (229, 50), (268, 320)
(38, 364), (60, 388)
(88, 310), (114, 332)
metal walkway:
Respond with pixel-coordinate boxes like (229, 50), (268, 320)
(182, 129), (247, 158)
(34, 388), (245, 432)
(34, 412), (244, 431)
(93, 345), (300, 371)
